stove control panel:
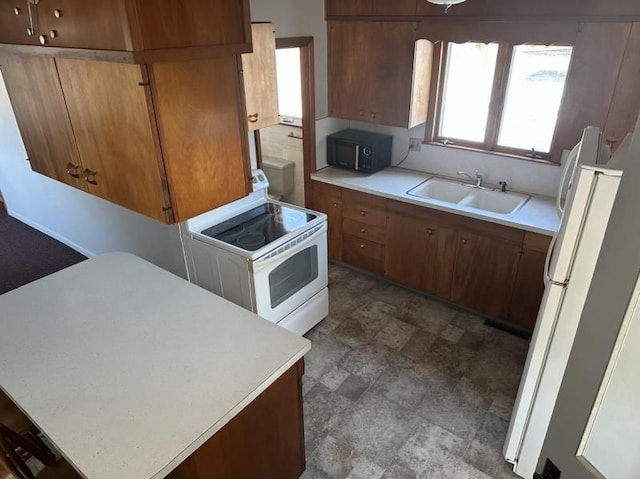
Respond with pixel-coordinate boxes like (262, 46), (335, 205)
(251, 168), (270, 193)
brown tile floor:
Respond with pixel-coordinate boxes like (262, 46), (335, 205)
(301, 263), (528, 479)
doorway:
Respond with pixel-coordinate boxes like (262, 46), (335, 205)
(256, 37), (315, 208)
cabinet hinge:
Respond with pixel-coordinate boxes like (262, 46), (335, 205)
(138, 81), (150, 86)
(162, 206), (173, 212)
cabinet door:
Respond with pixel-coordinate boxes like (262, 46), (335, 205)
(242, 23), (278, 131)
(509, 249), (546, 331)
(0, 53), (84, 190)
(311, 182), (342, 261)
(37, 0), (129, 50)
(451, 231), (521, 320)
(150, 57), (251, 222)
(328, 22), (420, 127)
(56, 59), (170, 222)
(0, 0), (37, 44)
(385, 212), (438, 292)
(328, 22), (373, 122)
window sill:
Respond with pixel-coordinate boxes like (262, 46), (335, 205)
(425, 141), (560, 166)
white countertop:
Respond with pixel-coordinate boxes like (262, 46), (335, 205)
(0, 253), (310, 479)
(312, 166), (560, 235)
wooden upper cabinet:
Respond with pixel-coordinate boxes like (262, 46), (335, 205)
(149, 57), (250, 222)
(37, 0), (130, 50)
(326, 0), (416, 17)
(56, 59), (170, 222)
(415, 0), (640, 18)
(0, 0), (38, 45)
(328, 21), (431, 128)
(241, 23), (279, 131)
(0, 0), (252, 62)
(0, 53), (84, 190)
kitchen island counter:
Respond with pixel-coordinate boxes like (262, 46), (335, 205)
(0, 253), (310, 479)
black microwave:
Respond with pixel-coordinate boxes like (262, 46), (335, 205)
(327, 129), (392, 174)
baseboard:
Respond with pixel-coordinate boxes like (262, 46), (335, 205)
(7, 209), (96, 258)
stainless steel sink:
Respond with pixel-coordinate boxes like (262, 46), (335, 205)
(407, 177), (530, 216)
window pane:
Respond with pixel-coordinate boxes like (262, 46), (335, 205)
(498, 45), (573, 153)
(276, 48), (302, 119)
(439, 42), (499, 143)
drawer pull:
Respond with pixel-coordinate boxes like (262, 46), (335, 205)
(360, 210), (366, 216)
(427, 228), (433, 236)
(360, 228), (366, 233)
(461, 238), (468, 245)
(332, 202), (338, 208)
(359, 244), (365, 249)
(54, 9), (62, 18)
(14, 7), (20, 15)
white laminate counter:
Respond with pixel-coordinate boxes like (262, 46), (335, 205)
(311, 166), (560, 236)
(0, 253), (310, 479)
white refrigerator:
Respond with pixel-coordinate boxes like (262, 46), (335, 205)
(503, 126), (631, 478)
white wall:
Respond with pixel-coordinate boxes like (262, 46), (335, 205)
(0, 77), (187, 277)
(346, 120), (564, 197)
(250, 0), (328, 119)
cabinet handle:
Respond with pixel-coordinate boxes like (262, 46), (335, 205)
(360, 228), (366, 233)
(358, 110), (364, 117)
(461, 238), (468, 245)
(360, 210), (366, 216)
(248, 113), (259, 123)
(370, 112), (377, 119)
(54, 9), (62, 18)
(332, 202), (338, 208)
(26, 27), (34, 35)
(83, 168), (98, 185)
(359, 243), (365, 249)
(38, 34), (46, 45)
(49, 30), (57, 38)
(66, 162), (80, 178)
(427, 228), (433, 236)
(14, 7), (21, 14)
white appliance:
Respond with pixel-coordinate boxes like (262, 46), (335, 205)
(504, 126), (630, 478)
(181, 169), (328, 335)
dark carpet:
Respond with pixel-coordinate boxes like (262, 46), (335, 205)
(0, 205), (86, 295)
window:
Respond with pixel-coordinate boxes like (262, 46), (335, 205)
(430, 41), (573, 160)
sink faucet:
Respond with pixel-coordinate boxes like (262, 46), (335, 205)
(457, 170), (483, 188)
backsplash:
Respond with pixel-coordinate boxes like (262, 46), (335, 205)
(316, 119), (566, 198)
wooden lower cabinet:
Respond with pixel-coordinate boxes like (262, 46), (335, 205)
(311, 181), (550, 331)
(450, 231), (522, 321)
(311, 182), (343, 260)
(166, 360), (305, 479)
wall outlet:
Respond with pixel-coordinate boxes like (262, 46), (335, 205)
(409, 137), (422, 152)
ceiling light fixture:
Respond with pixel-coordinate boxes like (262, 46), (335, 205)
(427, 0), (467, 13)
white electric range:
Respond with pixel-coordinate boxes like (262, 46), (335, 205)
(181, 169), (328, 335)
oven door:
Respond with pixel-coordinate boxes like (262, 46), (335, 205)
(251, 223), (328, 324)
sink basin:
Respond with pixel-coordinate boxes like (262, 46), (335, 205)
(459, 190), (530, 215)
(407, 177), (471, 203)
(407, 176), (530, 216)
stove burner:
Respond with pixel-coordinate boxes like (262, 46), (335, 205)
(236, 233), (266, 251)
(216, 223), (245, 242)
(275, 212), (306, 229)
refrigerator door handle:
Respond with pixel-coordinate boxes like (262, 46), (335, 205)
(557, 142), (581, 216)
(544, 233), (567, 287)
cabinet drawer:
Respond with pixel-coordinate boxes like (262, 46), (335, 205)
(342, 235), (385, 275)
(343, 218), (386, 244)
(342, 190), (387, 227)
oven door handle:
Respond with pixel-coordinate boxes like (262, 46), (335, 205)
(253, 223), (327, 271)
